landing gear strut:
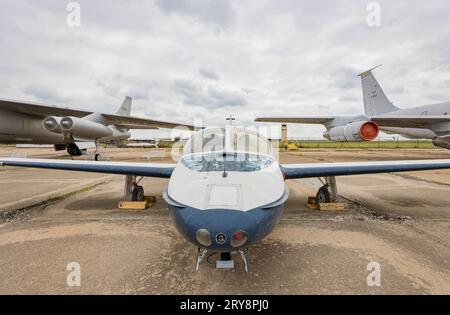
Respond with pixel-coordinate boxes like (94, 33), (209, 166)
(196, 248), (208, 271)
(124, 175), (145, 201)
(239, 248), (249, 273)
(94, 140), (101, 161)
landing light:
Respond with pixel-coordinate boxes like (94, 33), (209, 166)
(196, 229), (212, 247)
(231, 230), (248, 248)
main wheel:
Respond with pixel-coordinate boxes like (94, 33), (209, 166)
(94, 154), (101, 161)
(316, 185), (331, 204)
(131, 185), (145, 202)
(67, 143), (82, 156)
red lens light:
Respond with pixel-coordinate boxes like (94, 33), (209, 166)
(233, 231), (246, 241)
(231, 230), (248, 247)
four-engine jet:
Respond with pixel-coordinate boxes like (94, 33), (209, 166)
(2, 126), (450, 271)
(256, 65), (450, 149)
(0, 97), (194, 160)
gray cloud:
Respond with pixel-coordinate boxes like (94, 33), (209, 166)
(198, 68), (220, 81)
(174, 78), (246, 108)
(1, 0), (450, 138)
(155, 0), (236, 29)
(23, 84), (70, 105)
(332, 67), (359, 89)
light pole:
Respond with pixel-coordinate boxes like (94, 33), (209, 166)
(226, 115), (236, 126)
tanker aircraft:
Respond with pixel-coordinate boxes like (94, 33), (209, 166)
(256, 66), (450, 149)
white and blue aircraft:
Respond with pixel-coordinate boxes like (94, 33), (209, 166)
(2, 126), (450, 271)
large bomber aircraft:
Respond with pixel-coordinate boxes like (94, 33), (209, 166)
(0, 97), (194, 160)
(2, 126), (450, 271)
(256, 65), (450, 149)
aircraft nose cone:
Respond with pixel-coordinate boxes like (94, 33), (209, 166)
(187, 209), (259, 250)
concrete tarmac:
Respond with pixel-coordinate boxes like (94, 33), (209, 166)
(0, 147), (449, 294)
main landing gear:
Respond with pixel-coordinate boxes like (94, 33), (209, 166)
(93, 140), (101, 161)
(315, 176), (338, 204)
(124, 175), (145, 201)
(66, 143), (82, 157)
(66, 142), (102, 161)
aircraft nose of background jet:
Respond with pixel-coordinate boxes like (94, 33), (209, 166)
(186, 209), (260, 251)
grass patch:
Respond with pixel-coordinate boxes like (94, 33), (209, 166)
(279, 140), (436, 149)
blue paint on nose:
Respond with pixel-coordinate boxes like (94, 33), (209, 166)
(168, 204), (284, 251)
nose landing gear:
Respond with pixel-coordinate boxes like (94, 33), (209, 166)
(195, 248), (250, 272)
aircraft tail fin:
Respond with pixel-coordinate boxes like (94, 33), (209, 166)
(116, 96), (132, 116)
(358, 65), (399, 116)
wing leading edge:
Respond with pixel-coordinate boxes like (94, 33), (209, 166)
(101, 114), (196, 130)
(0, 158), (175, 178)
(3, 158), (450, 181)
(281, 159), (450, 179)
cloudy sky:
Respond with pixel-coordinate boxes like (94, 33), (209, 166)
(1, 0), (450, 139)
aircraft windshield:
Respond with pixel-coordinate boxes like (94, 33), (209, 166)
(181, 152), (273, 172)
(183, 127), (273, 156)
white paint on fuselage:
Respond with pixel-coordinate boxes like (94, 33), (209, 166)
(381, 127), (436, 139)
(168, 154), (285, 211)
(167, 127), (286, 212)
(377, 101), (450, 139)
(0, 108), (65, 144)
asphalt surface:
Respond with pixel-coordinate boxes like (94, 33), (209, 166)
(0, 147), (449, 294)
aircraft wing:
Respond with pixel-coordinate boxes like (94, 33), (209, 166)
(281, 159), (450, 179)
(372, 116), (450, 128)
(255, 117), (334, 124)
(0, 158), (175, 178)
(101, 114), (196, 131)
(0, 99), (91, 118)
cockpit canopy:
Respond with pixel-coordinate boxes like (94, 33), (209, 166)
(182, 127), (274, 173)
(183, 127), (273, 156)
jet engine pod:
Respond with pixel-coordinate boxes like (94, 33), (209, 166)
(60, 116), (113, 139)
(43, 116), (62, 133)
(324, 121), (379, 142)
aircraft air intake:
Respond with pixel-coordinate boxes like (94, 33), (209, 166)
(43, 116), (62, 133)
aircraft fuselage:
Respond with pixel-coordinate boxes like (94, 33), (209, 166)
(0, 108), (65, 144)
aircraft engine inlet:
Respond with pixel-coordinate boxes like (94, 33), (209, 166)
(43, 116), (62, 133)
